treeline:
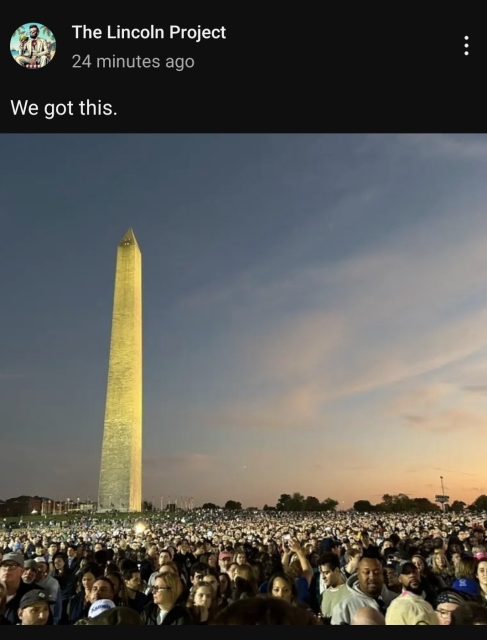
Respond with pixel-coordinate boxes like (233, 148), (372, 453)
(198, 493), (487, 513)
(353, 493), (487, 514)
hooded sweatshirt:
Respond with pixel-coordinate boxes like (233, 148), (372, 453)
(331, 574), (398, 625)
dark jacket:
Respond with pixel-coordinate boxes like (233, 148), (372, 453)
(141, 602), (192, 625)
(67, 591), (90, 624)
(0, 615), (12, 625)
(127, 590), (150, 614)
(5, 581), (39, 625)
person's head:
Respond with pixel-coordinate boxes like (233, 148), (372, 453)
(455, 556), (477, 580)
(346, 547), (362, 569)
(34, 557), (48, 580)
(435, 590), (466, 625)
(351, 606), (385, 625)
(477, 559), (487, 587)
(0, 552), (25, 590)
(432, 550), (449, 573)
(357, 557), (384, 598)
(90, 577), (115, 603)
(234, 551), (247, 565)
(158, 550), (171, 566)
(67, 545), (77, 559)
(411, 554), (426, 575)
(219, 572), (230, 596)
(48, 544), (58, 558)
(86, 605), (141, 625)
(29, 25), (39, 39)
(267, 572), (297, 604)
(106, 573), (122, 597)
(53, 554), (66, 572)
(396, 561), (421, 595)
(219, 551), (232, 572)
(386, 594), (439, 625)
(227, 562), (238, 582)
(189, 582), (213, 610)
(384, 565), (400, 590)
(123, 568), (142, 592)
(318, 553), (342, 588)
(17, 589), (50, 625)
(80, 564), (102, 595)
(158, 561), (179, 575)
(190, 562), (210, 585)
(152, 572), (182, 609)
(451, 602), (487, 625)
(212, 596), (319, 624)
(201, 573), (219, 596)
(22, 559), (38, 584)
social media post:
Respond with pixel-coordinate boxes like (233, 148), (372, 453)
(3, 16), (485, 134)
(4, 16), (252, 133)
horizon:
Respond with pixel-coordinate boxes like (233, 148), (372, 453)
(1, 134), (487, 509)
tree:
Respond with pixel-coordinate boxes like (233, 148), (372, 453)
(202, 503), (219, 509)
(304, 496), (321, 511)
(320, 498), (339, 512)
(142, 501), (154, 511)
(409, 498), (440, 513)
(353, 500), (374, 513)
(224, 500), (242, 510)
(246, 506), (259, 511)
(377, 493), (412, 512)
(469, 495), (487, 511)
(276, 494), (292, 511)
(450, 500), (466, 513)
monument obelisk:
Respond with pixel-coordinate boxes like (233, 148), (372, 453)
(98, 228), (142, 512)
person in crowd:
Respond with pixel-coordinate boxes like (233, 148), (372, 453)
(123, 567), (149, 613)
(212, 595), (320, 624)
(451, 602), (487, 625)
(17, 589), (53, 625)
(331, 557), (397, 624)
(32, 556), (62, 623)
(434, 589), (467, 625)
(141, 572), (192, 624)
(67, 563), (102, 623)
(318, 552), (348, 621)
(1, 552), (39, 624)
(351, 606), (385, 624)
(186, 581), (216, 623)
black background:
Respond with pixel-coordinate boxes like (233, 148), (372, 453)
(2, 10), (484, 132)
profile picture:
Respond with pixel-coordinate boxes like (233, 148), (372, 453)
(10, 23), (56, 68)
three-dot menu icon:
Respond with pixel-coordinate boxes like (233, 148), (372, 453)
(465, 36), (469, 55)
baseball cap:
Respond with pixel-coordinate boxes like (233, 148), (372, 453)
(219, 551), (232, 560)
(34, 557), (48, 565)
(0, 551), (24, 566)
(385, 593), (439, 625)
(24, 559), (38, 570)
(19, 589), (50, 610)
(88, 600), (115, 618)
(452, 578), (480, 598)
(395, 560), (417, 577)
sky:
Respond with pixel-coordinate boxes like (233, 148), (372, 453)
(1, 133), (487, 510)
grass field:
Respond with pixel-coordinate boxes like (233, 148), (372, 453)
(2, 512), (151, 526)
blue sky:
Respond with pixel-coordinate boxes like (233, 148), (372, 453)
(1, 134), (487, 508)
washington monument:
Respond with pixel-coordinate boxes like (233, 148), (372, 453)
(98, 228), (142, 512)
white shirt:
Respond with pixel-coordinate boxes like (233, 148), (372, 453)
(157, 609), (168, 624)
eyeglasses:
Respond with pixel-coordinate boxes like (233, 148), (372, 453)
(152, 586), (171, 592)
(0, 563), (20, 570)
(436, 609), (453, 618)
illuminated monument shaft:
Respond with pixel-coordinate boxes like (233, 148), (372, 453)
(98, 228), (142, 512)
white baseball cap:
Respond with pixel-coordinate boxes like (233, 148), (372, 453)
(88, 600), (115, 618)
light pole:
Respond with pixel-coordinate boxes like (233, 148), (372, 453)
(160, 496), (163, 511)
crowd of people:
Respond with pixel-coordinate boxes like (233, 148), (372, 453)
(1, 509), (487, 625)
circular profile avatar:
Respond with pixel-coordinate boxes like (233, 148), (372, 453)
(11, 23), (56, 68)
